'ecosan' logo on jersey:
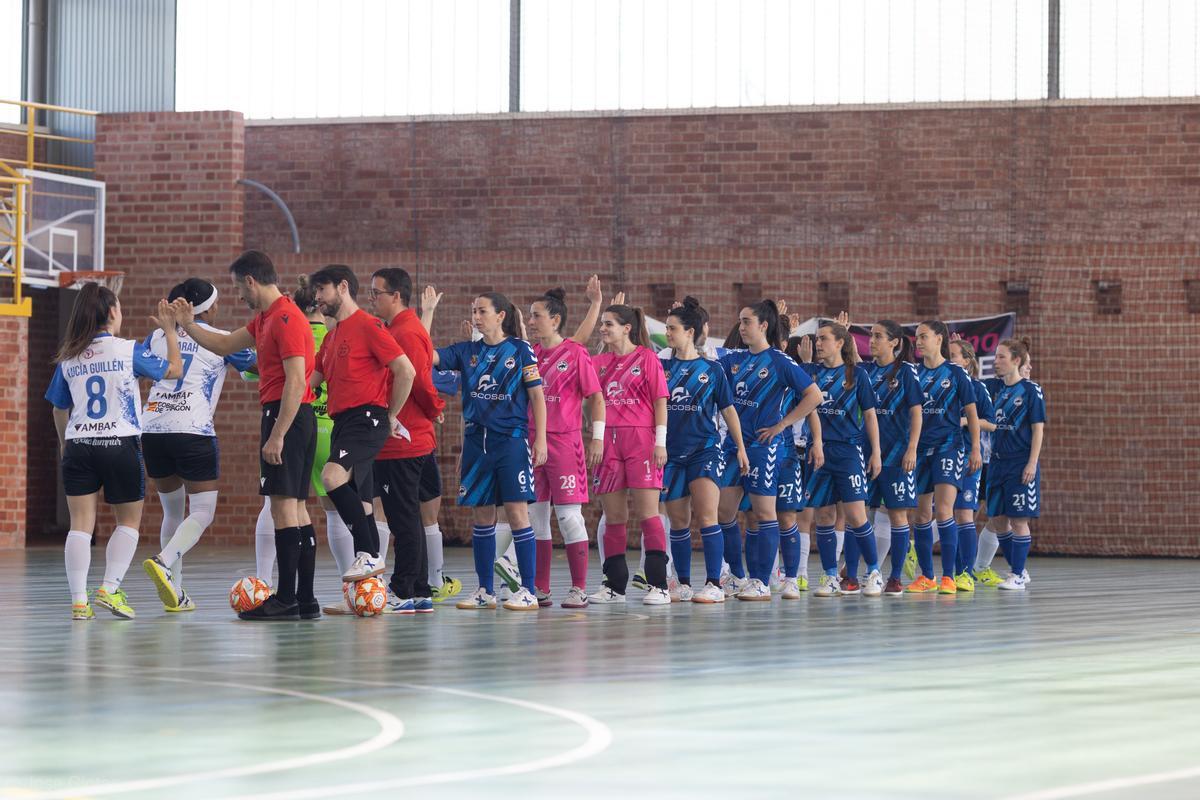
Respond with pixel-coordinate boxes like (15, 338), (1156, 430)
(606, 380), (638, 406)
(470, 373), (511, 402)
(732, 380), (758, 408)
(669, 385), (701, 412)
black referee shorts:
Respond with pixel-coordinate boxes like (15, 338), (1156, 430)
(329, 404), (391, 501)
(62, 436), (145, 505)
(419, 449), (443, 503)
(260, 401), (317, 499)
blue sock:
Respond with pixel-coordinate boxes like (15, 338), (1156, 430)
(843, 528), (861, 579)
(721, 520), (745, 579)
(744, 528), (760, 579)
(914, 521), (935, 579)
(700, 524), (724, 584)
(889, 526), (910, 579)
(850, 521), (878, 574)
(779, 525), (800, 577)
(937, 518), (957, 578)
(957, 522), (978, 576)
(755, 521), (780, 583)
(512, 526), (536, 592)
(669, 527), (693, 584)
(998, 531), (1015, 566)
(815, 524), (838, 576)
(472, 524), (496, 593)
(1010, 535), (1032, 575)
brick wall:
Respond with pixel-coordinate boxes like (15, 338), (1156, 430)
(0, 315), (27, 548)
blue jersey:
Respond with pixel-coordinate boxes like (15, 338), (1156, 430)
(963, 379), (996, 462)
(916, 360), (976, 451)
(991, 379), (1046, 461)
(437, 337), (542, 436)
(719, 348), (814, 447)
(863, 360), (924, 467)
(664, 356), (733, 459)
(801, 363), (876, 445)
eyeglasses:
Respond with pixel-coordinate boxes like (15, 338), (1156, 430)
(367, 288), (398, 299)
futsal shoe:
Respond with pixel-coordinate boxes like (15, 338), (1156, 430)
(298, 599), (322, 620)
(903, 541), (918, 581)
(494, 555), (521, 593)
(781, 577), (802, 600)
(536, 589), (553, 607)
(342, 552), (384, 582)
(432, 576), (463, 602)
(861, 570), (885, 597)
(692, 582), (725, 604)
(631, 571), (650, 591)
(414, 597), (434, 613)
(954, 572), (976, 592)
(323, 597), (355, 615)
(938, 576), (958, 595)
(669, 582), (695, 602)
(904, 576), (938, 594)
(456, 587), (497, 610)
(561, 587), (589, 608)
(1022, 569), (1032, 584)
(587, 586), (626, 604)
(769, 564), (784, 593)
(383, 596), (415, 615)
(72, 601), (94, 621)
(93, 587), (135, 619)
(238, 595), (300, 621)
(504, 587), (540, 610)
(813, 574), (842, 598)
(998, 572), (1028, 592)
(736, 578), (772, 601)
(975, 566), (1004, 586)
(142, 556), (180, 609)
(720, 573), (747, 598)
(165, 588), (196, 612)
(839, 576), (862, 596)
(643, 587), (671, 605)
(796, 576), (809, 592)
(883, 576), (905, 596)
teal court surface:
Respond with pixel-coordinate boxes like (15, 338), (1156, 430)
(1, 547), (1198, 800)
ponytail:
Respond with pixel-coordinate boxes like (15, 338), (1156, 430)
(876, 319), (913, 386)
(605, 303), (650, 348)
(293, 274), (319, 315)
(999, 336), (1032, 369)
(952, 338), (981, 379)
(56, 283), (119, 363)
(480, 292), (522, 339)
(746, 299), (783, 349)
(537, 287), (568, 334)
(919, 319), (952, 361)
(667, 296), (707, 353)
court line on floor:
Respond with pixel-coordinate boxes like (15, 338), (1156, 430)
(10, 671), (404, 800)
(1000, 766), (1200, 800)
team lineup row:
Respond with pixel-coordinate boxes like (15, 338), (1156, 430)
(46, 251), (1045, 620)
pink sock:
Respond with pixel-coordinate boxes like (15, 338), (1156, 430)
(641, 515), (666, 552)
(535, 539), (553, 594)
(565, 541), (589, 589)
(603, 523), (628, 558)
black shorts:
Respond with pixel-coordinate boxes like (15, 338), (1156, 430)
(142, 433), (220, 482)
(329, 405), (391, 500)
(62, 436), (145, 504)
(419, 450), (442, 503)
(260, 402), (317, 499)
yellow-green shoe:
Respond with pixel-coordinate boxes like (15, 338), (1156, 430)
(143, 556), (180, 609)
(976, 566), (1004, 587)
(797, 576), (809, 592)
(165, 589), (196, 612)
(954, 572), (975, 592)
(903, 541), (918, 581)
(432, 576), (462, 603)
(72, 601), (94, 621)
(94, 587), (135, 619)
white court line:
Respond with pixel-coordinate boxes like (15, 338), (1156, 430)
(1000, 766), (1200, 800)
(12, 671), (404, 800)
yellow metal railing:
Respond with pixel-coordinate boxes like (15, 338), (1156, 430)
(0, 99), (99, 317)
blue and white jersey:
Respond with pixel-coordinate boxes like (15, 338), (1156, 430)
(719, 348), (813, 448)
(663, 356), (733, 459)
(962, 378), (996, 463)
(916, 360), (977, 451)
(801, 363), (876, 445)
(991, 379), (1046, 462)
(45, 334), (170, 439)
(437, 337), (542, 436)
(141, 322), (256, 436)
(863, 360), (924, 467)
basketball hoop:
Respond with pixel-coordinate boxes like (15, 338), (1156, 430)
(59, 270), (124, 296)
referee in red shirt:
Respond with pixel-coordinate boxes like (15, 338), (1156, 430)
(175, 250), (320, 621)
(309, 265), (416, 584)
(368, 267), (445, 613)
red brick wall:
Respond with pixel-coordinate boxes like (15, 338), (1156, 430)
(0, 316), (28, 548)
(26, 288), (60, 542)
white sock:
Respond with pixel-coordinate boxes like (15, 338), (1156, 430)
(495, 522), (513, 560)
(255, 499), (276, 585)
(157, 486), (186, 555)
(159, 490), (218, 590)
(377, 521), (391, 567)
(65, 530), (92, 603)
(638, 534), (647, 574)
(530, 501), (553, 540)
(597, 515), (607, 561)
(874, 510), (892, 562)
(834, 530), (845, 561)
(976, 525), (1001, 571)
(100, 526), (139, 593)
(799, 532), (811, 579)
(325, 509), (355, 576)
(424, 523), (444, 585)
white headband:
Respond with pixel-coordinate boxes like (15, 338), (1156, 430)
(192, 286), (218, 314)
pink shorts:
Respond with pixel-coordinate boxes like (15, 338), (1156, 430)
(534, 430), (590, 505)
(593, 426), (662, 495)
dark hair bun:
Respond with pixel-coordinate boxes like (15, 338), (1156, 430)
(167, 278), (216, 306)
(544, 287), (566, 302)
(680, 295), (701, 309)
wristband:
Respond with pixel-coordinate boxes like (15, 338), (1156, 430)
(591, 421), (605, 441)
(654, 425), (667, 448)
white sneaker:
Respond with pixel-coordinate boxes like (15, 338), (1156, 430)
(561, 586), (589, 608)
(503, 587), (539, 610)
(1021, 568), (1031, 584)
(587, 586), (626, 604)
(455, 587), (497, 609)
(737, 578), (772, 601)
(494, 555), (521, 592)
(669, 582), (695, 602)
(497, 585), (513, 601)
(769, 564), (783, 593)
(342, 552), (384, 582)
(383, 596), (415, 614)
(720, 573), (747, 598)
(781, 577), (802, 600)
(998, 572), (1027, 591)
(862, 569), (884, 597)
(813, 574), (842, 598)
(692, 582), (726, 604)
(643, 587), (671, 605)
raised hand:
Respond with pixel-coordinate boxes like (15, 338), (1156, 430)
(612, 291), (626, 307)
(835, 310), (849, 329)
(422, 285), (443, 313)
(585, 274), (602, 305)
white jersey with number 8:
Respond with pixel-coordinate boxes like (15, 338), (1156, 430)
(46, 334), (169, 439)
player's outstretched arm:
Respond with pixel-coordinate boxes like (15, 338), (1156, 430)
(420, 286), (443, 335)
(152, 300), (185, 380)
(171, 298), (255, 356)
(570, 274), (603, 345)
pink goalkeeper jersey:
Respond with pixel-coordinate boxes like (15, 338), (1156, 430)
(531, 339), (602, 433)
(592, 346), (668, 429)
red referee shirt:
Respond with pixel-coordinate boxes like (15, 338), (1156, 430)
(316, 308), (404, 417)
(378, 308), (443, 460)
(245, 295), (316, 406)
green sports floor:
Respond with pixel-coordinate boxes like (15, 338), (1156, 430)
(1, 547), (1198, 799)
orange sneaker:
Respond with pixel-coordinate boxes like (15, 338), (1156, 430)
(938, 576), (958, 595)
(904, 576), (938, 594)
